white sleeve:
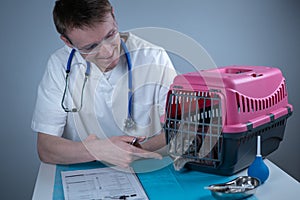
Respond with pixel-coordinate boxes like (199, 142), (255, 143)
(31, 54), (67, 136)
(157, 49), (177, 118)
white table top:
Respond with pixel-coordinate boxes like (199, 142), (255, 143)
(32, 159), (299, 200)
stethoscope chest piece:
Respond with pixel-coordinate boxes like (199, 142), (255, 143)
(124, 117), (135, 130)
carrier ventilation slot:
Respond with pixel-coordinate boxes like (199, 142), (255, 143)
(235, 81), (286, 113)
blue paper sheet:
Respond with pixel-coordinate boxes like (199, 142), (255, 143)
(53, 157), (257, 200)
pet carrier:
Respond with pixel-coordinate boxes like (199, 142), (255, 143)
(164, 66), (293, 175)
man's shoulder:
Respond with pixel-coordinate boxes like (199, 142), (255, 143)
(125, 32), (164, 52)
(48, 45), (85, 67)
(49, 45), (71, 62)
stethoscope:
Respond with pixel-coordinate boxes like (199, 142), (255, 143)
(61, 39), (135, 130)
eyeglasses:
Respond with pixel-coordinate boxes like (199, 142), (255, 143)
(73, 28), (119, 55)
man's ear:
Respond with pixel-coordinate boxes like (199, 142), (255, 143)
(60, 35), (73, 48)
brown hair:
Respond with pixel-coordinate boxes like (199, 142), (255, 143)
(53, 0), (113, 36)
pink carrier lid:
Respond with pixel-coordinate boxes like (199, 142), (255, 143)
(169, 66), (293, 133)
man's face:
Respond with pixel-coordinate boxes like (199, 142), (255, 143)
(65, 14), (121, 72)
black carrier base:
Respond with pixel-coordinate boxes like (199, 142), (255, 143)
(184, 113), (291, 175)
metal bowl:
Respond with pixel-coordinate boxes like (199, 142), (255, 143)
(205, 176), (260, 200)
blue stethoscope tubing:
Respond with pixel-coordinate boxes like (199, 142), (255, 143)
(66, 49), (91, 75)
(64, 39), (134, 128)
(120, 40), (134, 126)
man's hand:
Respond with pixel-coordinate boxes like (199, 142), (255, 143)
(83, 134), (162, 168)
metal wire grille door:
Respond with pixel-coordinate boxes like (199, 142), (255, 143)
(165, 90), (223, 169)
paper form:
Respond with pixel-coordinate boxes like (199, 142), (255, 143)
(61, 167), (148, 200)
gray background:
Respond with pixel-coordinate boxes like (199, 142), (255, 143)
(0, 0), (299, 199)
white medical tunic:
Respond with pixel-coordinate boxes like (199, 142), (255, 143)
(31, 32), (176, 141)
